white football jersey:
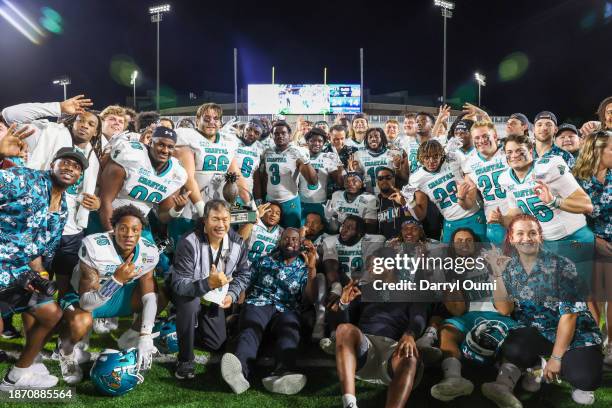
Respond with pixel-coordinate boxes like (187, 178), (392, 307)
(235, 139), (264, 194)
(175, 128), (239, 205)
(261, 146), (309, 202)
(299, 151), (341, 203)
(393, 137), (420, 174)
(322, 234), (386, 278)
(71, 232), (159, 291)
(111, 140), (187, 217)
(498, 155), (586, 240)
(329, 190), (378, 223)
(345, 137), (366, 151)
(354, 148), (396, 194)
(462, 148), (509, 218)
(247, 221), (283, 262)
(409, 161), (477, 221)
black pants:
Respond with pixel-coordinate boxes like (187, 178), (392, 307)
(174, 294), (226, 363)
(500, 327), (602, 391)
(49, 232), (85, 277)
(233, 304), (301, 378)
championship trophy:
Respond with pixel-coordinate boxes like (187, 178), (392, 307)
(222, 172), (257, 225)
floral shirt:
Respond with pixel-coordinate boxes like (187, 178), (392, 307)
(533, 144), (575, 169)
(577, 169), (611, 242)
(0, 168), (68, 287)
(246, 254), (309, 312)
(502, 249), (601, 349)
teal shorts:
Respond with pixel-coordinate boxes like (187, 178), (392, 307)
(442, 211), (487, 243)
(486, 223), (506, 245)
(60, 280), (138, 318)
(269, 195), (302, 229)
(301, 202), (325, 225)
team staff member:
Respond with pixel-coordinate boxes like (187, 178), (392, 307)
(168, 200), (251, 380)
(483, 215), (602, 407)
(0, 146), (88, 390)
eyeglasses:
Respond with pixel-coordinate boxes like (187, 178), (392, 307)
(377, 175), (394, 181)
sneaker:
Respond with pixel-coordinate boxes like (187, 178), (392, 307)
(431, 376), (474, 401)
(311, 319), (325, 342)
(520, 371), (541, 393)
(74, 346), (91, 364)
(481, 382), (522, 408)
(59, 352), (83, 385)
(2, 325), (21, 339)
(0, 366), (58, 391)
(93, 318), (111, 334)
(262, 371), (307, 395)
(571, 389), (595, 405)
(319, 337), (336, 355)
(117, 328), (140, 350)
(175, 360), (195, 380)
(221, 353), (250, 394)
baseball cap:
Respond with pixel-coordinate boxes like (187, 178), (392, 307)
(454, 119), (474, 133)
(246, 118), (264, 133)
(556, 123), (579, 137)
(534, 111), (558, 126)
(509, 113), (529, 126)
(53, 147), (89, 170)
(152, 126), (177, 142)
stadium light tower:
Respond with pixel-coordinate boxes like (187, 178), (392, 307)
(52, 76), (71, 101)
(149, 4), (171, 112)
(130, 70), (138, 109)
(434, 0), (454, 104)
(474, 72), (486, 106)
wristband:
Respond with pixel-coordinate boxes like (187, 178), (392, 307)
(169, 206), (184, 218)
(330, 282), (342, 297)
(550, 354), (563, 362)
(406, 199), (417, 209)
(38, 270), (49, 279)
(99, 276), (123, 298)
(195, 200), (205, 218)
(338, 299), (350, 311)
(545, 196), (560, 209)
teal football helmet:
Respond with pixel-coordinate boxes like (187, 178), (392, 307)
(153, 318), (179, 354)
(90, 348), (144, 396)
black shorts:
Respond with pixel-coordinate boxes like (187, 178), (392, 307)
(0, 289), (55, 318)
(51, 232), (85, 277)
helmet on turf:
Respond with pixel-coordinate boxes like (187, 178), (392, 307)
(90, 348), (144, 396)
(153, 318), (179, 354)
(461, 319), (511, 365)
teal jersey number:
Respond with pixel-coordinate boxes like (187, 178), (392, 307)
(241, 157), (254, 178)
(517, 197), (553, 222)
(432, 181), (458, 209)
(249, 241), (276, 262)
(269, 163), (281, 185)
(203, 154), (229, 172)
(366, 166), (385, 188)
(477, 170), (506, 201)
(128, 185), (163, 203)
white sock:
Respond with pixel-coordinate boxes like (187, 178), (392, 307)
(441, 356), (462, 379)
(342, 393), (357, 408)
(8, 365), (30, 381)
(496, 362), (521, 391)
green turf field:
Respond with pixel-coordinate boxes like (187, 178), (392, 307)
(1, 315), (611, 408)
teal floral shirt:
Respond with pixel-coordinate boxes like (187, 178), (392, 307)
(246, 254), (309, 312)
(0, 168), (68, 286)
(502, 249), (602, 349)
(533, 144), (575, 169)
(577, 169), (611, 242)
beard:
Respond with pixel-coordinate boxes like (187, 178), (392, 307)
(281, 247), (300, 258)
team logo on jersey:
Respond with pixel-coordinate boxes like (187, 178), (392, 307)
(557, 165), (565, 175)
(113, 150), (121, 159)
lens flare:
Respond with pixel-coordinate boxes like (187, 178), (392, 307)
(498, 52), (529, 82)
(39, 6), (62, 34)
(110, 55), (141, 87)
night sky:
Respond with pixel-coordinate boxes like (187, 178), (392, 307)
(0, 0), (610, 122)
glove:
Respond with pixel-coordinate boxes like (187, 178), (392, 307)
(445, 137), (463, 153)
(137, 334), (158, 372)
(219, 118), (239, 138)
(400, 185), (418, 202)
(324, 200), (338, 220)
